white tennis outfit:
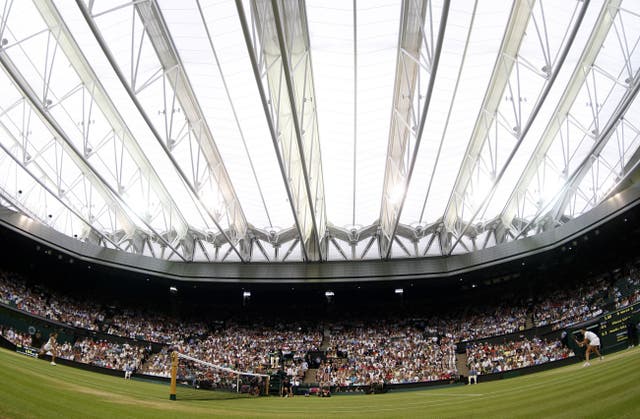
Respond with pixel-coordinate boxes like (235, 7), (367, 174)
(43, 336), (55, 351)
(584, 331), (600, 346)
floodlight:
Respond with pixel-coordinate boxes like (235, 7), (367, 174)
(243, 291), (251, 298)
(169, 286), (178, 293)
(395, 288), (404, 294)
(325, 291), (335, 297)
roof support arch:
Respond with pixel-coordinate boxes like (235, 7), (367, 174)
(75, 0), (248, 262)
(235, 0), (327, 261)
(0, 46), (186, 259)
(378, 0), (450, 259)
(440, 0), (590, 255)
(499, 0), (623, 241)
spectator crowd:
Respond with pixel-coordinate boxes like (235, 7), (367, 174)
(139, 321), (321, 382)
(466, 337), (574, 374)
(56, 337), (146, 372)
(1, 261), (639, 387)
(319, 321), (456, 386)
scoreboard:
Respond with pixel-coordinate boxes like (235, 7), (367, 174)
(599, 302), (639, 350)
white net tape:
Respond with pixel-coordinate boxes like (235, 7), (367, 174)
(176, 352), (269, 378)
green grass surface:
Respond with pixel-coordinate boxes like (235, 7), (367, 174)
(1, 347), (639, 418)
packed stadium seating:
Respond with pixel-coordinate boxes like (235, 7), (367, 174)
(1, 263), (639, 387)
(465, 337), (574, 374)
(319, 322), (456, 385)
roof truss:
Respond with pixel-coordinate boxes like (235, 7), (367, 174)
(235, 0), (327, 261)
(378, 0), (450, 259)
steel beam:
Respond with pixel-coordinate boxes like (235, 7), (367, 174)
(0, 50), (186, 259)
(605, 123), (640, 198)
(499, 0), (622, 237)
(442, 0), (590, 254)
(378, 0), (450, 259)
(521, 76), (640, 236)
(0, 139), (124, 249)
(12, 0), (194, 259)
(549, 48), (640, 220)
(234, 0), (307, 261)
(74, 0), (247, 262)
(27, 0), (196, 259)
(440, 0), (535, 254)
(235, 0), (327, 261)
(133, 0), (251, 260)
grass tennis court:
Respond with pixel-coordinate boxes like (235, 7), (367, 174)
(1, 347), (639, 418)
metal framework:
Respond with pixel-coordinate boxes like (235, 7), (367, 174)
(75, 0), (250, 262)
(0, 50), (187, 258)
(604, 121), (640, 199)
(0, 0), (639, 263)
(0, 22), (134, 250)
(29, 0), (200, 260)
(548, 69), (640, 224)
(133, 0), (251, 259)
(441, 1), (534, 254)
(548, 7), (640, 224)
(0, 130), (125, 250)
(236, 0), (327, 261)
(499, 0), (625, 241)
(0, 49), (190, 260)
(440, 0), (590, 255)
(378, 0), (450, 259)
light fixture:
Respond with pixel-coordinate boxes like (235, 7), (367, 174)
(169, 286), (178, 293)
(325, 291), (335, 297)
(243, 291), (251, 298)
(395, 288), (404, 294)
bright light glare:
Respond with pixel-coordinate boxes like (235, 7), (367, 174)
(388, 184), (406, 205)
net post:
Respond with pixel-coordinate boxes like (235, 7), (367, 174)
(169, 351), (178, 400)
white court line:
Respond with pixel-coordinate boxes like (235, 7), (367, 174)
(420, 392), (485, 397)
